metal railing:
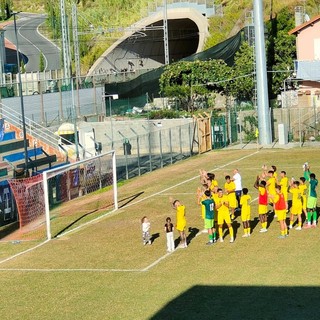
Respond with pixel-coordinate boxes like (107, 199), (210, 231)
(0, 102), (60, 149)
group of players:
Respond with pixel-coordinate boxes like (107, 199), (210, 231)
(196, 163), (318, 245)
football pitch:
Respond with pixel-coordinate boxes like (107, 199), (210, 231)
(1, 146), (320, 319)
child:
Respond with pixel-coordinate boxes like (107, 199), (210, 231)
(272, 185), (288, 239)
(216, 188), (234, 243)
(171, 199), (187, 248)
(141, 216), (151, 245)
(201, 190), (216, 245)
(254, 175), (268, 232)
(240, 187), (251, 237)
(164, 217), (175, 252)
(288, 180), (303, 230)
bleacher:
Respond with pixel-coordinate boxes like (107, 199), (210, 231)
(0, 130), (61, 179)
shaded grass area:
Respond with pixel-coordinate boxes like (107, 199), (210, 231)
(1, 147), (320, 319)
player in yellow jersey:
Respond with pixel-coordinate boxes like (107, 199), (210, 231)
(211, 188), (219, 235)
(271, 165), (278, 182)
(215, 188), (234, 243)
(171, 199), (187, 248)
(254, 176), (268, 232)
(224, 175), (237, 220)
(240, 188), (251, 237)
(279, 170), (288, 209)
(288, 180), (303, 230)
(270, 185), (288, 238)
(266, 170), (277, 215)
(299, 177), (307, 223)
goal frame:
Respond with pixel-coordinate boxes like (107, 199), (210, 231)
(42, 150), (118, 240)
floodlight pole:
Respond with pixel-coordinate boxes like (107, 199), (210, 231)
(13, 12), (29, 174)
(253, 0), (272, 144)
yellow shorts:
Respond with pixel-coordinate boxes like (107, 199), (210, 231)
(291, 204), (302, 215)
(258, 204), (268, 215)
(176, 219), (186, 232)
(218, 211), (231, 225)
(275, 209), (286, 221)
(241, 211), (250, 222)
(228, 196), (237, 209)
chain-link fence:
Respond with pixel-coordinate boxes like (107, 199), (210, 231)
(106, 121), (198, 180)
(234, 105), (320, 145)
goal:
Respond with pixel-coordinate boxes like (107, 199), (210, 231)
(8, 151), (118, 240)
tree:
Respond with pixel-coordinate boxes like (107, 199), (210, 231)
(159, 59), (231, 111)
(228, 41), (255, 101)
(266, 8), (296, 98)
(0, 0), (12, 20)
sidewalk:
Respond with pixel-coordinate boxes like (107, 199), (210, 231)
(226, 140), (320, 150)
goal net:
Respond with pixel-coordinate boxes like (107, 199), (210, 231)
(8, 151), (118, 240)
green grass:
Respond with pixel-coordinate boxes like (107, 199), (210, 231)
(1, 146), (320, 319)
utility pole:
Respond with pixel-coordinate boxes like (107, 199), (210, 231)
(163, 0), (169, 65)
(60, 0), (71, 84)
(72, 2), (81, 116)
(13, 12), (28, 175)
(72, 3), (81, 86)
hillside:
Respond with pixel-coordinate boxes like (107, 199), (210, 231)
(9, 0), (320, 74)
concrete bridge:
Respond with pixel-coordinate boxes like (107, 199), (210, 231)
(87, 1), (220, 77)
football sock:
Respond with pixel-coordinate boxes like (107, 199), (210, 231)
(219, 227), (223, 238)
(229, 227), (234, 238)
(312, 210), (317, 223)
(307, 212), (312, 223)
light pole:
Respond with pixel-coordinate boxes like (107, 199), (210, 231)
(103, 94), (119, 149)
(13, 12), (28, 175)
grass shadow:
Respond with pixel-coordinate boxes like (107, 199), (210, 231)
(187, 227), (200, 245)
(119, 191), (144, 208)
(150, 232), (160, 244)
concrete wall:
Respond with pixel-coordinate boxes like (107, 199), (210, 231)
(78, 117), (196, 156)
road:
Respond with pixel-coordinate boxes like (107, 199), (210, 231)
(4, 12), (61, 72)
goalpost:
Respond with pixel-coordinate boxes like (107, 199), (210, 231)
(8, 150), (118, 241)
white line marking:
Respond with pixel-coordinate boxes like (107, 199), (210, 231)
(142, 252), (173, 272)
(0, 268), (142, 273)
(0, 240), (49, 265)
